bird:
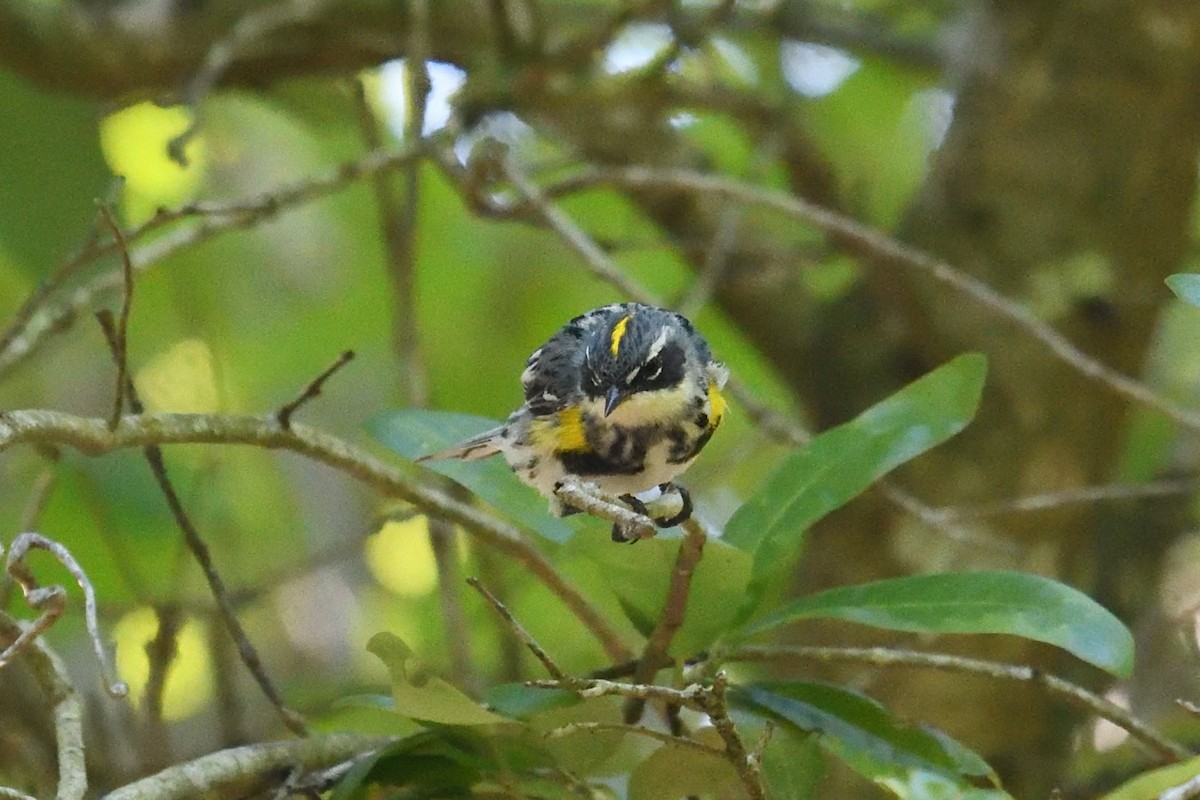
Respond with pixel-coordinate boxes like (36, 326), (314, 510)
(420, 303), (728, 541)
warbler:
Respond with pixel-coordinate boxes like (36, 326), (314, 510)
(421, 303), (728, 540)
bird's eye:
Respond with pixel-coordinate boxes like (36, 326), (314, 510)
(642, 356), (663, 382)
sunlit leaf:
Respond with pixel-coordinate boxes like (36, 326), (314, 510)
(367, 632), (509, 726)
(368, 409), (575, 543)
(1096, 755), (1200, 800)
(738, 571), (1134, 677)
(732, 682), (1005, 795)
(1166, 274), (1200, 308)
(726, 354), (987, 621)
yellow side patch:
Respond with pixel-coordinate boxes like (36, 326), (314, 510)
(554, 406), (591, 451)
(609, 314), (632, 356)
(707, 382), (726, 428)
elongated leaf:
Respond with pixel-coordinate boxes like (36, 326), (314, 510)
(740, 571), (1134, 677)
(1097, 755), (1200, 800)
(485, 683), (579, 719)
(367, 632), (509, 726)
(368, 409), (575, 543)
(732, 682), (1006, 795)
(1166, 274), (1200, 307)
(726, 354), (987, 619)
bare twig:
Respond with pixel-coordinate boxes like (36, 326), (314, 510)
(0, 178), (123, 364)
(141, 605), (183, 771)
(96, 205), (135, 430)
(545, 721), (724, 755)
(275, 350), (356, 429)
(530, 672), (765, 799)
(933, 477), (1200, 521)
(624, 519), (708, 723)
(1, 532), (127, 698)
(468, 576), (565, 679)
(727, 644), (1189, 762)
(0, 142), (428, 381)
(0, 409), (631, 664)
(0, 611), (88, 800)
(139, 425), (309, 737)
(168, 0), (330, 165)
(102, 734), (395, 800)
(553, 477), (657, 541)
(705, 671), (765, 800)
(96, 318), (309, 736)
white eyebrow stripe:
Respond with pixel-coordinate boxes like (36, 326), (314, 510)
(646, 327), (670, 360)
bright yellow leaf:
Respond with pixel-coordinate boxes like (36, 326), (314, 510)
(113, 607), (213, 721)
(134, 339), (221, 413)
(99, 102), (205, 223)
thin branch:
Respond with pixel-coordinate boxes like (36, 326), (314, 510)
(727, 644), (1190, 763)
(933, 477), (1200, 521)
(705, 671), (765, 800)
(0, 178), (123, 363)
(96, 205), (135, 430)
(1, 532), (128, 698)
(624, 519), (707, 723)
(275, 350), (356, 429)
(545, 721), (724, 756)
(140, 420), (309, 736)
(0, 143), (429, 381)
(0, 409), (631, 664)
(141, 605), (183, 772)
(468, 577), (566, 679)
(0, 611), (88, 800)
(97, 317), (309, 736)
(553, 477), (657, 541)
(102, 734), (396, 800)
(168, 0), (331, 165)
(531, 672), (765, 799)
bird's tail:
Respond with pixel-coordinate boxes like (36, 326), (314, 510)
(416, 426), (505, 462)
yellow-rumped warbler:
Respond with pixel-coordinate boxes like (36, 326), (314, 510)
(421, 303), (728, 541)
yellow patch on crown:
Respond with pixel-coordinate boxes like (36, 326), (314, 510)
(707, 382), (726, 428)
(609, 314), (632, 356)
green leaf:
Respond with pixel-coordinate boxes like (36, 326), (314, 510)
(368, 409), (575, 543)
(732, 682), (1005, 794)
(485, 683), (579, 719)
(761, 726), (824, 800)
(1166, 274), (1200, 308)
(570, 532), (752, 658)
(1096, 755), (1200, 800)
(726, 354), (987, 620)
(739, 571), (1134, 677)
(629, 735), (741, 800)
(329, 733), (480, 800)
(367, 632), (510, 726)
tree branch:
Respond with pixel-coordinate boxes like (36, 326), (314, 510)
(101, 734), (395, 800)
(0, 409), (631, 664)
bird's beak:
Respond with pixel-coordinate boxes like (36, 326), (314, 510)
(604, 385), (627, 417)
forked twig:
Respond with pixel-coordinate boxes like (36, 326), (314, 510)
(0, 532), (128, 698)
(275, 349), (356, 429)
